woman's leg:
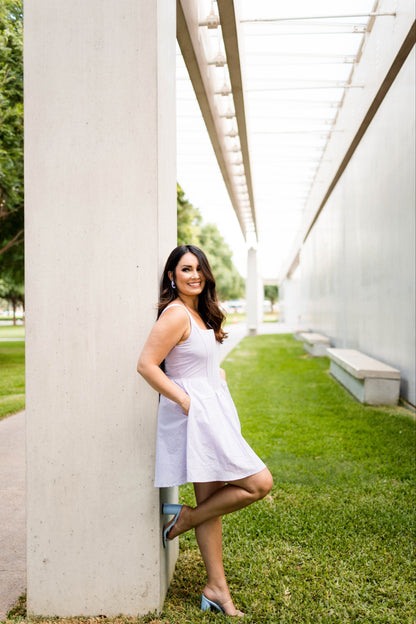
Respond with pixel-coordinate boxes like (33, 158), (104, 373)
(168, 467), (273, 540)
(193, 481), (243, 616)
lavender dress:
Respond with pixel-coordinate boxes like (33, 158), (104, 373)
(154, 304), (266, 487)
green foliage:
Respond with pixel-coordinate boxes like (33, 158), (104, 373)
(177, 184), (245, 301)
(5, 590), (25, 619)
(264, 284), (279, 307)
(177, 183), (202, 246)
(0, 0), (23, 281)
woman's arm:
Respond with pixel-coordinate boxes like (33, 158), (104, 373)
(137, 306), (191, 414)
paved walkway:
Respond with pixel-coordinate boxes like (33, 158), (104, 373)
(0, 338), (25, 342)
(0, 321), (295, 619)
(0, 411), (26, 621)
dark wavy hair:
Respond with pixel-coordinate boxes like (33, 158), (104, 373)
(158, 245), (227, 343)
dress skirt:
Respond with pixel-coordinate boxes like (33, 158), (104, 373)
(154, 305), (266, 488)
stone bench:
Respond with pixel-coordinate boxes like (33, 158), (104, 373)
(293, 329), (310, 341)
(299, 332), (331, 356)
(327, 348), (401, 405)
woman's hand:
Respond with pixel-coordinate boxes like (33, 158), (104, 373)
(179, 394), (191, 416)
(219, 367), (226, 381)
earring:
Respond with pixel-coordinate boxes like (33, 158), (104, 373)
(171, 280), (176, 289)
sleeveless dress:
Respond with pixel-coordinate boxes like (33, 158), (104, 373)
(154, 304), (266, 487)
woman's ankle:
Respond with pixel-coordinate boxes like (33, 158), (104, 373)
(204, 582), (231, 600)
(203, 583), (243, 617)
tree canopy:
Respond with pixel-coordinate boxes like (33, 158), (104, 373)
(0, 0), (23, 289)
(264, 284), (279, 310)
(177, 183), (202, 246)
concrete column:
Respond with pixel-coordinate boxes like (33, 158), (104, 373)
(246, 247), (263, 335)
(25, 0), (176, 616)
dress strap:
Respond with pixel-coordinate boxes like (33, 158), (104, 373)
(161, 303), (192, 318)
(164, 304), (187, 310)
(161, 304), (193, 335)
(162, 303), (213, 332)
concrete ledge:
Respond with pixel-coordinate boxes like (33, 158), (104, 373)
(299, 332), (331, 356)
(327, 348), (401, 405)
(326, 348), (401, 379)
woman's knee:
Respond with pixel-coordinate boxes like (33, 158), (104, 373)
(255, 469), (273, 499)
(231, 468), (273, 500)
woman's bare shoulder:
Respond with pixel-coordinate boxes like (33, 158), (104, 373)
(158, 304), (189, 326)
(156, 304), (190, 343)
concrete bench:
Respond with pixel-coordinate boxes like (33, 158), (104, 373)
(327, 348), (401, 405)
(299, 332), (331, 356)
(293, 329), (310, 341)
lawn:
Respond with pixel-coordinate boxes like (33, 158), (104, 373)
(0, 340), (25, 420)
(5, 334), (416, 623)
(166, 336), (415, 623)
(0, 325), (25, 339)
(224, 313), (278, 325)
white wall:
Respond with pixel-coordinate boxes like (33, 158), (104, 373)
(282, 47), (415, 404)
(25, 0), (177, 616)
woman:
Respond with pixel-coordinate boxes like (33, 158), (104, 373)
(137, 245), (273, 617)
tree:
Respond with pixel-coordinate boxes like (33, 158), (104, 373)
(177, 183), (201, 246)
(0, 0), (23, 283)
(264, 285), (279, 311)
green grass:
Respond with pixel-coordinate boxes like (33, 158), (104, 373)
(166, 335), (416, 623)
(0, 341), (25, 420)
(224, 312), (246, 325)
(224, 312), (278, 325)
(5, 335), (415, 623)
(0, 325), (25, 339)
(0, 316), (24, 322)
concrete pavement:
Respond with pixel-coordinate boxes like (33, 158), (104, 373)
(0, 411), (26, 621)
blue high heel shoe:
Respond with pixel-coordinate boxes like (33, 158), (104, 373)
(201, 594), (225, 614)
(161, 503), (183, 548)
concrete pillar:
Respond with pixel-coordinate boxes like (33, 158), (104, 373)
(246, 247), (263, 335)
(24, 0), (176, 616)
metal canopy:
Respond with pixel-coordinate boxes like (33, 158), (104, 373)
(176, 0), (398, 279)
